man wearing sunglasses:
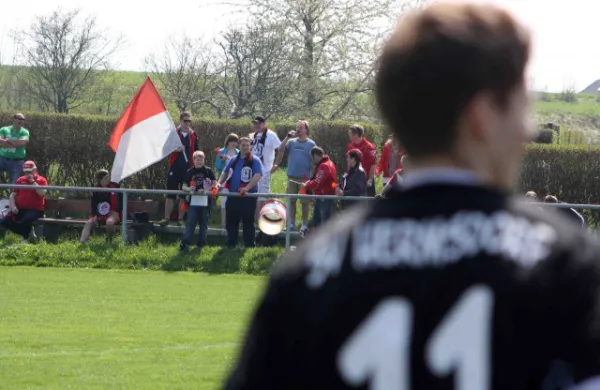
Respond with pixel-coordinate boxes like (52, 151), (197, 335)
(0, 113), (30, 184)
(158, 111), (200, 226)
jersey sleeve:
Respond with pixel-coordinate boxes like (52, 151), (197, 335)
(208, 168), (216, 181)
(21, 129), (30, 140)
(253, 159), (263, 176)
(222, 279), (290, 389)
(271, 132), (282, 149)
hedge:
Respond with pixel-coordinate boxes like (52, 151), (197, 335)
(0, 111), (385, 195)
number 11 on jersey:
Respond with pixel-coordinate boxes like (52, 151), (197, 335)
(337, 285), (493, 390)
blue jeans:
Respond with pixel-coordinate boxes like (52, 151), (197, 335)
(312, 199), (333, 229)
(0, 157), (24, 183)
(181, 206), (209, 248)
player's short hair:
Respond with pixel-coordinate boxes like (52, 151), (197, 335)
(544, 195), (559, 203)
(180, 111), (192, 120)
(193, 150), (205, 159)
(375, 2), (531, 158)
(310, 146), (324, 158)
(239, 136), (252, 145)
(349, 125), (364, 138)
(347, 148), (362, 163)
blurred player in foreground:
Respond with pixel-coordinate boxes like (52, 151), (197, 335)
(223, 2), (600, 389)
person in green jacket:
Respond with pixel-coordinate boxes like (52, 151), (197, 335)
(0, 113), (30, 183)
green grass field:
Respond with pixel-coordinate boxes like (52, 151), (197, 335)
(0, 267), (265, 389)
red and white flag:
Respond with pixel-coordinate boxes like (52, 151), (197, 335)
(108, 77), (183, 183)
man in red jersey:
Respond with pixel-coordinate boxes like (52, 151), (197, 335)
(346, 125), (377, 196)
(0, 160), (47, 242)
(304, 146), (337, 229)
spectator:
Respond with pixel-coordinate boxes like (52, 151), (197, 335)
(158, 111), (199, 227)
(304, 146), (337, 229)
(217, 137), (263, 248)
(80, 169), (122, 243)
(273, 120), (316, 235)
(0, 161), (47, 242)
(543, 195), (586, 229)
(375, 133), (405, 186)
(336, 148), (367, 209)
(250, 116), (281, 218)
(180, 151), (217, 252)
(346, 125), (377, 196)
(381, 154), (410, 197)
(215, 133), (240, 231)
(0, 113), (30, 183)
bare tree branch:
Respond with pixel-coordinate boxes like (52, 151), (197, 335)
(11, 8), (122, 113)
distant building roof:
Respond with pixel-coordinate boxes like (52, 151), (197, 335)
(581, 79), (600, 94)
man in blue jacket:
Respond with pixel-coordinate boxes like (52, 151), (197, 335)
(216, 137), (263, 247)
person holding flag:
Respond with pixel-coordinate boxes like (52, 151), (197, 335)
(303, 146), (337, 230)
(216, 137), (263, 248)
(158, 111), (200, 226)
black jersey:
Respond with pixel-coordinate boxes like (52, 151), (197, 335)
(223, 183), (600, 390)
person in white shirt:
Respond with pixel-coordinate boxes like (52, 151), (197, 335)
(250, 115), (281, 218)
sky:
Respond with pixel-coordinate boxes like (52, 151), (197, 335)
(0, 0), (598, 93)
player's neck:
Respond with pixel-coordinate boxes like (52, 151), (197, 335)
(407, 155), (505, 190)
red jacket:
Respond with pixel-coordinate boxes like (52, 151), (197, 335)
(346, 138), (377, 175)
(305, 156), (337, 195)
(168, 129), (199, 167)
(375, 140), (405, 178)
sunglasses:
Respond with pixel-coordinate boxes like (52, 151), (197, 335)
(183, 119), (192, 123)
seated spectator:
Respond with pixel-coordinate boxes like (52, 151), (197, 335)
(543, 195), (586, 229)
(80, 169), (122, 243)
(381, 154), (410, 197)
(180, 151), (217, 252)
(0, 160), (47, 242)
(336, 148), (367, 209)
(303, 146), (337, 229)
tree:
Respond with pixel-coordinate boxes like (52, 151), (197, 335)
(144, 36), (219, 114)
(12, 8), (122, 113)
(242, 0), (427, 119)
(213, 20), (299, 119)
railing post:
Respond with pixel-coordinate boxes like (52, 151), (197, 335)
(285, 196), (291, 250)
(121, 192), (128, 244)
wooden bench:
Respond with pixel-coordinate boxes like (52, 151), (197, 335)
(36, 198), (159, 242)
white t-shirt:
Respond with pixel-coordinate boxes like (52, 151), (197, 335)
(251, 129), (281, 171)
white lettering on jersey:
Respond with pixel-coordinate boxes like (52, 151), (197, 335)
(352, 211), (556, 271)
(305, 233), (349, 289)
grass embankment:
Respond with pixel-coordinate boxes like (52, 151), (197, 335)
(0, 267), (265, 389)
(0, 235), (284, 275)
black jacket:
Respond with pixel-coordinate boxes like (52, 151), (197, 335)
(224, 183), (600, 390)
(341, 165), (366, 208)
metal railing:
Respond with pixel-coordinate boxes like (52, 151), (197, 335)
(0, 183), (597, 248)
(0, 184), (372, 248)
